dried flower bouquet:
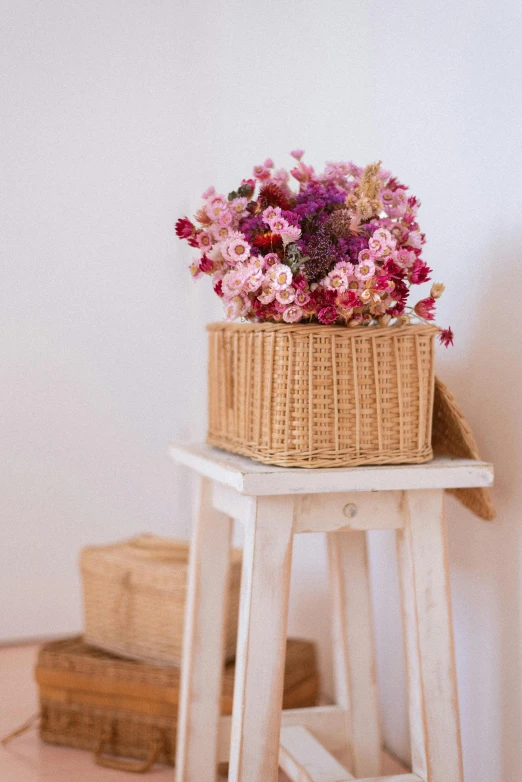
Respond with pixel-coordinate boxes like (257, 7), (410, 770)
(176, 151), (453, 347)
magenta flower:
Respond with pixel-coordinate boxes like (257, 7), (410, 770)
(317, 305), (338, 325)
(175, 217), (195, 240)
(439, 327), (454, 347)
(414, 297), (437, 321)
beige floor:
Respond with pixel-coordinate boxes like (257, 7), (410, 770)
(0, 643), (406, 781)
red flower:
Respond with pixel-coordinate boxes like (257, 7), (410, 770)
(175, 217), (195, 240)
(317, 305), (338, 325)
(373, 274), (391, 292)
(252, 232), (283, 250)
(293, 273), (307, 290)
(337, 290), (360, 309)
(386, 177), (408, 192)
(383, 258), (406, 280)
(199, 254), (213, 273)
(258, 183), (293, 211)
(410, 258), (432, 284)
(438, 327), (454, 347)
(414, 297), (436, 320)
(388, 301), (406, 317)
(213, 280), (224, 297)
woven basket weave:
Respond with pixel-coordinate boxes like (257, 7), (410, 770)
(80, 535), (242, 667)
(207, 321), (437, 468)
(36, 636), (319, 769)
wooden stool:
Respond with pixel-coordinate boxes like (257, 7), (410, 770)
(170, 443), (493, 782)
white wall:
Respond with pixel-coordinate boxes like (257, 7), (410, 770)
(1, 2), (521, 780)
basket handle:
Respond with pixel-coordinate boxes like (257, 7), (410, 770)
(94, 722), (162, 773)
(120, 534), (188, 562)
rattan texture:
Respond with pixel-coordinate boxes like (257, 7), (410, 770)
(207, 321), (437, 468)
(37, 636), (319, 766)
(432, 377), (495, 521)
(80, 535), (242, 667)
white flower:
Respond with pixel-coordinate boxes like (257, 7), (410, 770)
(268, 264), (292, 290)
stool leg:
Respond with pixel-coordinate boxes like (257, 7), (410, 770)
(228, 495), (294, 782)
(397, 489), (464, 782)
(327, 529), (382, 778)
(175, 477), (232, 782)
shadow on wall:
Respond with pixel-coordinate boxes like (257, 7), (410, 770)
(444, 233), (522, 780)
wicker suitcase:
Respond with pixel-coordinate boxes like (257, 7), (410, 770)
(36, 636), (319, 771)
(80, 534), (242, 666)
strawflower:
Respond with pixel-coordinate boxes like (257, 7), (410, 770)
(174, 151), (451, 341)
(439, 327), (454, 347)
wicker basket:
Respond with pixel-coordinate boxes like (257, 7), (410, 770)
(36, 636), (319, 770)
(80, 534), (242, 667)
(207, 321), (437, 468)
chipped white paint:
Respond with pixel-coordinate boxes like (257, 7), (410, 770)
(170, 442), (493, 496)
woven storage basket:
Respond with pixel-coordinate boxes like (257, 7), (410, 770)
(36, 636), (319, 770)
(207, 321), (437, 468)
(80, 534), (242, 667)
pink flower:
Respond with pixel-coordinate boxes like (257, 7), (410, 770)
(253, 164), (271, 181)
(294, 289), (310, 306)
(197, 231), (213, 249)
(317, 306), (338, 325)
(355, 257), (375, 281)
(224, 293), (249, 320)
(264, 253), (280, 268)
(222, 269), (246, 296)
(358, 248), (375, 264)
(290, 167), (306, 183)
(276, 287), (295, 305)
(368, 235), (384, 254)
(201, 186), (215, 199)
(290, 149), (305, 160)
(347, 277), (364, 293)
(335, 260), (355, 276)
(247, 271), (264, 292)
(230, 197), (249, 218)
(205, 194), (227, 220)
(325, 269), (349, 293)
(280, 225), (302, 245)
(218, 210), (233, 227)
(269, 264), (293, 290)
(396, 248), (416, 268)
(264, 158), (274, 168)
(211, 224), (231, 241)
(283, 305), (304, 323)
(257, 285), (276, 304)
(405, 229), (424, 249)
(262, 206), (282, 224)
(438, 327), (454, 347)
(222, 236), (251, 264)
(272, 169), (289, 186)
(189, 261), (202, 279)
(267, 216), (290, 233)
(175, 217), (195, 239)
(414, 297), (437, 320)
(249, 256), (265, 272)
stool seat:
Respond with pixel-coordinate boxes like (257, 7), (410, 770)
(170, 443), (493, 782)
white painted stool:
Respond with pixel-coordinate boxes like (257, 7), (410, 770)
(170, 443), (493, 782)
